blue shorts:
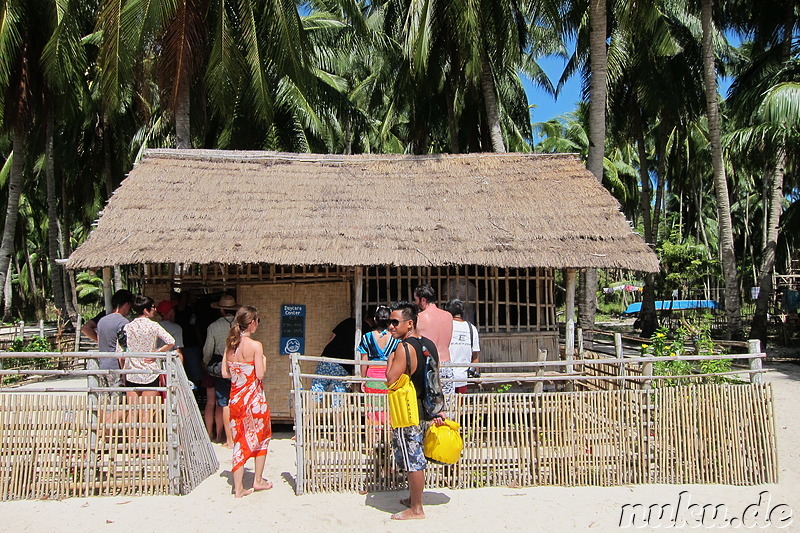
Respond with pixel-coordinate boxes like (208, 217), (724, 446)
(310, 361), (348, 393)
(214, 377), (231, 407)
(392, 423), (429, 472)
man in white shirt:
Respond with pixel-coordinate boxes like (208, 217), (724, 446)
(445, 299), (480, 393)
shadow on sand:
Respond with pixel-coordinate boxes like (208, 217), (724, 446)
(364, 491), (451, 515)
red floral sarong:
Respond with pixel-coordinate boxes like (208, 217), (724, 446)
(228, 361), (271, 472)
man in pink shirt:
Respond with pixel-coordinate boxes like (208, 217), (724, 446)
(413, 284), (454, 395)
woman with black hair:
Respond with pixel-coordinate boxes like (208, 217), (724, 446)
(357, 306), (400, 397)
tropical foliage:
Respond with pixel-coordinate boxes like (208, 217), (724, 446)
(0, 0), (796, 343)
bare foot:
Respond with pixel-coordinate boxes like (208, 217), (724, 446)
(253, 479), (273, 491)
(222, 442), (234, 449)
(391, 509), (425, 520)
(234, 488), (254, 499)
(400, 498), (411, 507)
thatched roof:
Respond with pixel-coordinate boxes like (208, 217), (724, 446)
(66, 149), (659, 272)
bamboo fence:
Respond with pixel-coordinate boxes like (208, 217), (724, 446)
(0, 352), (218, 501)
(292, 350), (777, 494)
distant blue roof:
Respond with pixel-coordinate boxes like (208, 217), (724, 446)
(623, 300), (721, 314)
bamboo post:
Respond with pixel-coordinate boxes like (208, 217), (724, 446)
(534, 349), (546, 393)
(353, 267), (363, 379)
(165, 352), (181, 495)
(565, 269), (576, 392)
(74, 314), (82, 352)
(102, 267), (113, 313)
(577, 328), (584, 356)
(291, 352), (305, 495)
(749, 339), (763, 385)
(17, 320), (24, 341)
(38, 320), (44, 337)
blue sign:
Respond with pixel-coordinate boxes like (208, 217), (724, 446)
(280, 305), (306, 355)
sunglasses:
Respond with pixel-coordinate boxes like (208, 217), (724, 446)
(387, 318), (405, 327)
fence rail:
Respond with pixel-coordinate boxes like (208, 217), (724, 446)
(0, 352), (218, 500)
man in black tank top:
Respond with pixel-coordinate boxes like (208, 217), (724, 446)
(385, 301), (445, 521)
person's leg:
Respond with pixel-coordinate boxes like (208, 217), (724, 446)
(214, 403), (224, 441)
(141, 389), (159, 453)
(393, 470), (425, 519)
(222, 406), (233, 448)
(205, 386), (216, 439)
(253, 454), (272, 490)
(232, 466), (253, 498)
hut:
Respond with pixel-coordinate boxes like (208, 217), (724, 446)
(66, 149), (659, 420)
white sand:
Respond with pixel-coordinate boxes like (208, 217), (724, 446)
(4, 362), (800, 532)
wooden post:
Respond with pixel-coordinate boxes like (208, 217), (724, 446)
(38, 319), (44, 337)
(565, 269), (576, 392)
(291, 352), (305, 495)
(74, 314), (82, 352)
(353, 267), (363, 379)
(577, 328), (584, 356)
(534, 349), (546, 393)
(102, 267), (113, 313)
(85, 356), (99, 486)
(165, 351), (181, 494)
(17, 320), (24, 341)
(642, 360), (653, 391)
(749, 339), (763, 385)
(615, 333), (626, 389)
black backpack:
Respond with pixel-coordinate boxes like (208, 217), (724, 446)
(403, 337), (444, 419)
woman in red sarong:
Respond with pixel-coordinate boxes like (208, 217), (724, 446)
(222, 305), (272, 498)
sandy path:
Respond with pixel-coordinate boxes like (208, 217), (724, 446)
(4, 362), (799, 532)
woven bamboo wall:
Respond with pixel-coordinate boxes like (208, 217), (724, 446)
(239, 281), (351, 420)
(297, 384), (777, 493)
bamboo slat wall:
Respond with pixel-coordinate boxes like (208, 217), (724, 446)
(297, 384), (777, 493)
(0, 354), (218, 501)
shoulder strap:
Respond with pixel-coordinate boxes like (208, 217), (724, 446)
(401, 341), (412, 375)
(467, 321), (474, 350)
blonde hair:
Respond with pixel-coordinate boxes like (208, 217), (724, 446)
(225, 305), (259, 353)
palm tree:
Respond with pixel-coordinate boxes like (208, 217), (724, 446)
(699, 0), (742, 339)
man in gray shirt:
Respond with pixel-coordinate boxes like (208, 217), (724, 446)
(92, 290), (134, 415)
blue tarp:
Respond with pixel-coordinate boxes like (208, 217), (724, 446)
(623, 300), (721, 315)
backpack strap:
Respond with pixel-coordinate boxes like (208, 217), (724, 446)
(401, 340), (412, 375)
(466, 321), (474, 350)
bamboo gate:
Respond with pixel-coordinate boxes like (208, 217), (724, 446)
(291, 342), (777, 494)
(0, 352), (218, 500)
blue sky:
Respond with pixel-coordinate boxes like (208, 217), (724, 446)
(525, 34), (743, 141)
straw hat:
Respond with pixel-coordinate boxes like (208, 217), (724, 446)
(211, 295), (240, 310)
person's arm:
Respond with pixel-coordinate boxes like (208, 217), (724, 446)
(254, 341), (266, 381)
(222, 348), (231, 379)
(155, 325), (175, 353)
(385, 343), (409, 385)
(202, 327), (214, 365)
(81, 320), (99, 342)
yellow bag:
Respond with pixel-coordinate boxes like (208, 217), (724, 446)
(388, 373), (419, 428)
(423, 419), (463, 464)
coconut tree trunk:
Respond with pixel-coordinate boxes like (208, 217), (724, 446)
(445, 83), (460, 154)
(700, 0), (742, 339)
(750, 153), (786, 342)
(45, 98), (68, 318)
(175, 78), (191, 149)
(633, 108), (658, 336)
(579, 0), (608, 336)
(479, 50), (506, 153)
(3, 263), (11, 320)
(0, 127), (26, 312)
(60, 171), (78, 321)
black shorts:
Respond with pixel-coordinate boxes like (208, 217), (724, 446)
(125, 377), (160, 388)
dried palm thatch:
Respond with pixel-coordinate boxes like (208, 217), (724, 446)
(67, 150), (659, 271)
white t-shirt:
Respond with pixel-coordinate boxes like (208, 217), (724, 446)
(449, 320), (480, 388)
